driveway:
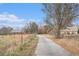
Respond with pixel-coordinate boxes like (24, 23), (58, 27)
(34, 35), (71, 56)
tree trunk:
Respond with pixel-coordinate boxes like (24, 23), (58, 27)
(56, 29), (61, 39)
(55, 25), (61, 39)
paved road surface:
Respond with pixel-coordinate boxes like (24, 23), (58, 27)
(34, 35), (71, 56)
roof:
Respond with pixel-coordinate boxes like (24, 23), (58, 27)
(61, 26), (78, 32)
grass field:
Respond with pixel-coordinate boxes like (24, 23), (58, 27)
(0, 34), (38, 56)
(47, 35), (79, 56)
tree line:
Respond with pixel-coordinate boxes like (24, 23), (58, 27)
(0, 22), (53, 35)
(22, 22), (53, 34)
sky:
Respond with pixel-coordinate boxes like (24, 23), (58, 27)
(0, 3), (45, 30)
(0, 3), (78, 30)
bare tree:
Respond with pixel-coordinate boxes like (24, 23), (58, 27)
(23, 22), (38, 34)
(43, 3), (79, 38)
(0, 26), (13, 35)
(29, 22), (38, 34)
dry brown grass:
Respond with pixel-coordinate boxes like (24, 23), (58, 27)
(0, 34), (38, 56)
(47, 35), (79, 56)
(0, 34), (29, 41)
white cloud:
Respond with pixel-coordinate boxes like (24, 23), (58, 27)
(26, 19), (37, 23)
(0, 13), (23, 21)
(7, 14), (18, 19)
(0, 12), (44, 30)
(0, 13), (26, 29)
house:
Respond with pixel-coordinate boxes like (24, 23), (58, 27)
(60, 26), (78, 36)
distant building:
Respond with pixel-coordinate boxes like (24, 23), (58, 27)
(60, 26), (78, 35)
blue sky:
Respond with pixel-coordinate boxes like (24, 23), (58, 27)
(0, 3), (78, 30)
(0, 3), (45, 30)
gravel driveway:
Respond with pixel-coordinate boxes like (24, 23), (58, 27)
(34, 35), (71, 56)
